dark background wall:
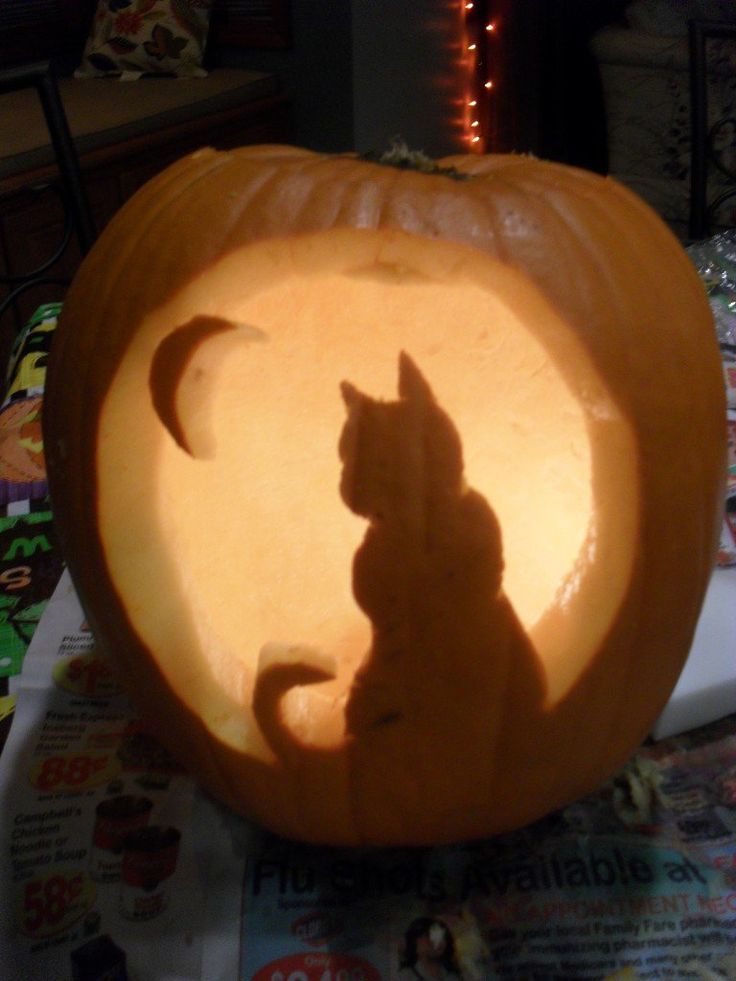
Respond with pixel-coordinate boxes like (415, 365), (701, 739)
(216, 0), (355, 153)
(514, 0), (629, 172)
(350, 0), (470, 158)
(212, 0), (631, 168)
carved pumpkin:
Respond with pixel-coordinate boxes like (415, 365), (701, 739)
(43, 146), (725, 846)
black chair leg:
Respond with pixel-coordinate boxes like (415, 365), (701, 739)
(688, 21), (736, 241)
(0, 61), (97, 335)
(0, 61), (96, 254)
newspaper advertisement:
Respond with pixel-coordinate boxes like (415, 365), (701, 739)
(238, 763), (736, 981)
(1, 570), (736, 980)
(0, 570), (245, 980)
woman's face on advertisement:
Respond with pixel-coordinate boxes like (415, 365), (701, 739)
(418, 922), (448, 960)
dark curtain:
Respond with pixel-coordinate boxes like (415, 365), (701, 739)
(491, 0), (628, 172)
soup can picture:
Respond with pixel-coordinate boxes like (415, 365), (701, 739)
(90, 795), (153, 882)
(119, 825), (181, 921)
(717, 766), (736, 806)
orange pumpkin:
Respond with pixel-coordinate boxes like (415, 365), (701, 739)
(42, 145), (726, 846)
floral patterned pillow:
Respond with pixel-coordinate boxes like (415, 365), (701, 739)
(76, 0), (213, 79)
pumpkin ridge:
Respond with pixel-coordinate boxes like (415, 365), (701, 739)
(510, 168), (720, 792)
(46, 151), (238, 655)
(235, 153), (362, 238)
(215, 156), (298, 248)
(86, 150), (233, 341)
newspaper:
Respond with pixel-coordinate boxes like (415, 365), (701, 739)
(1, 571), (735, 981)
(0, 570), (245, 980)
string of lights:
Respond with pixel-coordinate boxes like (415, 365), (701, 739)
(460, 0), (497, 153)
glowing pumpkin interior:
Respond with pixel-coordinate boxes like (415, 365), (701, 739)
(98, 228), (637, 761)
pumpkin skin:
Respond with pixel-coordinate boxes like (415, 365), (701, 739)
(42, 146), (725, 846)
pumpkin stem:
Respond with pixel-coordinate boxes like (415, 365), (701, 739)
(361, 138), (469, 181)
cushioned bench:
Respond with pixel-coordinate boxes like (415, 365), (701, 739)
(0, 67), (288, 186)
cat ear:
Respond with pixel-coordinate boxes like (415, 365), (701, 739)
(398, 351), (435, 404)
(338, 380), (364, 480)
(340, 379), (364, 409)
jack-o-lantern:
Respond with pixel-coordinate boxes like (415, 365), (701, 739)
(43, 145), (726, 846)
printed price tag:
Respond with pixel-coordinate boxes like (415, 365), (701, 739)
(18, 868), (96, 939)
(53, 651), (123, 699)
(29, 751), (121, 793)
(252, 953), (381, 981)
